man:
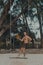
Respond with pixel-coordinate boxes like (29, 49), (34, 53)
(18, 32), (32, 57)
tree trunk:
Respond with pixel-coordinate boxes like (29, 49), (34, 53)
(37, 7), (43, 48)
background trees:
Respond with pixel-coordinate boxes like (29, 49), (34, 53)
(0, 0), (43, 48)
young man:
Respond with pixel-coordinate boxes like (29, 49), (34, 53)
(18, 32), (32, 57)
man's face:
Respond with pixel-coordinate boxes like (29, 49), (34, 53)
(24, 32), (27, 35)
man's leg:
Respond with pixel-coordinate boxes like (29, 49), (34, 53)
(23, 47), (26, 57)
(18, 47), (23, 56)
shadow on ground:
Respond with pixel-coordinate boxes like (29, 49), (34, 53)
(9, 57), (28, 59)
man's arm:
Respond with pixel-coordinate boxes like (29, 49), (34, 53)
(17, 37), (24, 42)
(19, 37), (25, 42)
(28, 36), (32, 42)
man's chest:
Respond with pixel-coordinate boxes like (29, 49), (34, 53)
(24, 36), (28, 40)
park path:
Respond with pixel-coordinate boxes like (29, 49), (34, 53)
(0, 53), (43, 65)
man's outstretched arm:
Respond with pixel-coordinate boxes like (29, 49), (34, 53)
(19, 37), (24, 41)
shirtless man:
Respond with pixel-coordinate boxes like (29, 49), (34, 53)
(18, 32), (32, 57)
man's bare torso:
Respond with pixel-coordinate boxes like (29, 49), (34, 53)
(22, 35), (32, 44)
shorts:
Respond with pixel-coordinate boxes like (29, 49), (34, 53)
(23, 43), (28, 49)
(20, 43), (28, 49)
